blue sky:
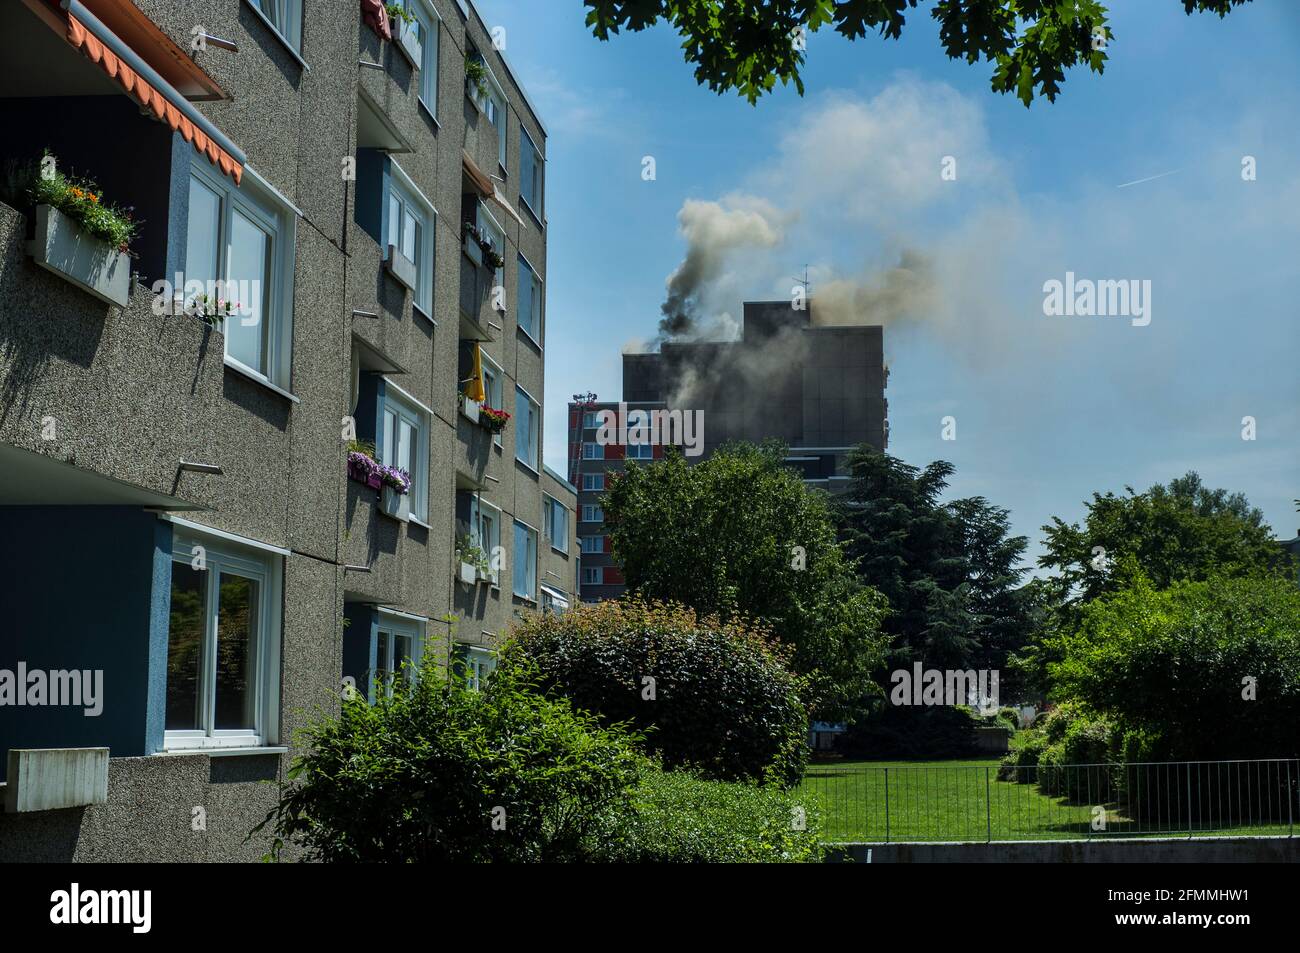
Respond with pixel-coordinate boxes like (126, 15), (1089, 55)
(479, 0), (1300, 563)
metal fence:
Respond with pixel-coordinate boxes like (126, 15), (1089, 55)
(800, 759), (1299, 843)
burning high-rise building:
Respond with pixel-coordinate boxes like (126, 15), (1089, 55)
(570, 299), (888, 602)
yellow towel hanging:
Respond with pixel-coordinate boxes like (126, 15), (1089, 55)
(465, 343), (486, 403)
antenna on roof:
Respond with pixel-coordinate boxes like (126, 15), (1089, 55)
(792, 264), (811, 299)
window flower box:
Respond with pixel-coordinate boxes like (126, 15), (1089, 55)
(395, 17), (422, 67)
(26, 204), (132, 308)
(384, 243), (417, 291)
(378, 465), (411, 521)
(455, 533), (490, 584)
(347, 447), (384, 490)
(479, 405), (511, 435)
(459, 392), (481, 424)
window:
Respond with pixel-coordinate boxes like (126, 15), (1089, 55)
(470, 53), (508, 170)
(247, 0), (303, 52)
(582, 566), (603, 586)
(514, 386), (540, 470)
(582, 473), (604, 491)
(582, 442), (601, 460)
(480, 350), (504, 446)
(372, 612), (424, 699)
(580, 535), (602, 554)
(165, 528), (282, 750)
(457, 644), (497, 691)
(512, 521), (537, 599)
(543, 495), (568, 553)
(541, 587), (569, 614)
(387, 161), (435, 315)
(477, 203), (505, 305)
(185, 162), (296, 390)
(517, 253), (542, 343)
(582, 504), (604, 523)
(381, 380), (430, 523)
(520, 128), (544, 221)
(582, 411), (598, 429)
(474, 498), (502, 585)
(627, 442), (653, 460)
(412, 0), (440, 114)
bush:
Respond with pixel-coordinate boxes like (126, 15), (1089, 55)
(502, 598), (811, 787)
(997, 729), (1047, 782)
(1049, 575), (1300, 761)
(591, 763), (824, 863)
(1031, 703), (1113, 799)
(997, 706), (1023, 731)
(255, 660), (642, 862)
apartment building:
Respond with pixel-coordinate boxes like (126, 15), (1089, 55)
(570, 300), (886, 602)
(0, 0), (571, 861)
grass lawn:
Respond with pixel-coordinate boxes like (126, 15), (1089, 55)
(799, 759), (1296, 843)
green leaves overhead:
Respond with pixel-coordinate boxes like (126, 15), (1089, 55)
(583, 0), (1251, 106)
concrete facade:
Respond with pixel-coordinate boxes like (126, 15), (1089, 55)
(0, 0), (570, 861)
(572, 300), (887, 602)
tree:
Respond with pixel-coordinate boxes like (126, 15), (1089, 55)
(837, 446), (1033, 675)
(602, 441), (890, 720)
(1038, 471), (1288, 606)
(1047, 574), (1300, 762)
(584, 0), (1251, 106)
(502, 598), (812, 786)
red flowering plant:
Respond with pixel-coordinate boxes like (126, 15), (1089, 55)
(479, 405), (511, 434)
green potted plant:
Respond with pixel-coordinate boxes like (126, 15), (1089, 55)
(455, 532), (490, 584)
(465, 56), (489, 103)
(16, 154), (139, 308)
(386, 3), (422, 67)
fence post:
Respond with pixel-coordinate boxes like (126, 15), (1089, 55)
(884, 767), (890, 845)
(1186, 764), (1193, 839)
(1289, 760), (1294, 839)
(985, 766), (992, 843)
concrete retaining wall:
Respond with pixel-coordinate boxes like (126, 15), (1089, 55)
(828, 836), (1299, 863)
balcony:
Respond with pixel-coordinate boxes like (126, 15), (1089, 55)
(343, 477), (407, 606)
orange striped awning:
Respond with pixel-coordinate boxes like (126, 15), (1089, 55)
(62, 9), (243, 185)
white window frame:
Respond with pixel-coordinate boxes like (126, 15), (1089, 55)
(476, 202), (506, 307)
(516, 252), (542, 345)
(412, 0), (440, 116)
(512, 519), (538, 600)
(460, 644), (497, 691)
(514, 385), (540, 471)
(474, 496), (502, 586)
(467, 53), (506, 166)
(582, 504), (604, 523)
(387, 160), (437, 317)
(187, 161), (297, 392)
(520, 127), (543, 221)
(164, 527), (283, 751)
(477, 349), (505, 447)
(582, 442), (600, 460)
(582, 473), (604, 491)
(582, 566), (603, 586)
(246, 0), (303, 53)
(543, 494), (568, 554)
(580, 535), (602, 554)
(381, 378), (431, 524)
(372, 610), (425, 699)
(627, 442), (653, 460)
(582, 411), (598, 429)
